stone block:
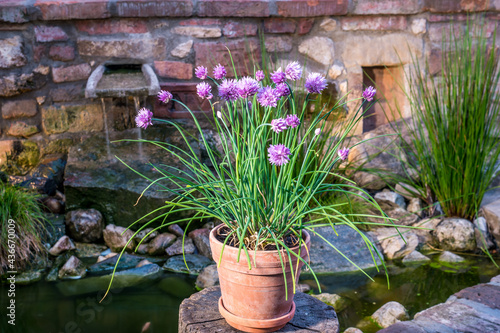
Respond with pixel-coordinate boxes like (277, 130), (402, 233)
(52, 63), (91, 83)
(49, 45), (75, 62)
(35, 0), (110, 20)
(265, 36), (293, 53)
(42, 104), (103, 134)
(424, 0), (489, 13)
(34, 25), (68, 42)
(172, 26), (221, 38)
(179, 19), (221, 26)
(264, 18), (296, 33)
(33, 45), (45, 62)
(299, 36), (334, 65)
(222, 21), (258, 38)
(320, 18), (337, 31)
(171, 40), (193, 58)
(0, 140), (15, 166)
(341, 16), (407, 31)
(0, 36), (26, 68)
(353, 0), (421, 14)
(481, 199), (500, 246)
(2, 99), (37, 119)
(411, 18), (427, 34)
(7, 121), (39, 137)
(0, 1), (29, 23)
(0, 73), (46, 97)
(198, 0), (270, 17)
(276, 0), (348, 17)
(49, 84), (85, 102)
(115, 0), (193, 17)
(154, 61), (193, 79)
(77, 37), (166, 60)
(75, 19), (148, 35)
(297, 18), (315, 34)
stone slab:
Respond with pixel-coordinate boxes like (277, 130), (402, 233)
(454, 283), (500, 310)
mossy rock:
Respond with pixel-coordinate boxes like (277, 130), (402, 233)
(42, 138), (74, 155)
(1, 140), (40, 176)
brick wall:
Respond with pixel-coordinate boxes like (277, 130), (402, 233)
(1, 0), (499, 164)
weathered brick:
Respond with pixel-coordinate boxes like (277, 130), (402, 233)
(154, 61), (193, 80)
(264, 18), (296, 33)
(0, 0), (29, 23)
(77, 37), (166, 60)
(0, 36), (26, 68)
(428, 14), (469, 22)
(42, 104), (103, 134)
(179, 19), (221, 26)
(115, 0), (193, 17)
(194, 40), (261, 77)
(198, 0), (270, 17)
(35, 0), (110, 20)
(33, 45), (45, 62)
(2, 99), (37, 119)
(49, 45), (75, 62)
(341, 16), (407, 31)
(297, 18), (314, 35)
(34, 25), (68, 42)
(52, 63), (91, 83)
(265, 36), (293, 53)
(222, 21), (258, 38)
(173, 26), (221, 38)
(276, 0), (348, 17)
(75, 19), (148, 35)
(353, 0), (421, 14)
(428, 23), (464, 44)
(424, 0), (489, 13)
(7, 121), (39, 137)
(49, 84), (85, 102)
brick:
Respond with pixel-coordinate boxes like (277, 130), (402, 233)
(424, 0), (489, 13)
(428, 14), (469, 22)
(428, 23), (464, 44)
(172, 26), (221, 38)
(42, 104), (103, 134)
(115, 0), (193, 17)
(154, 61), (193, 80)
(35, 0), (110, 20)
(297, 18), (314, 35)
(179, 19), (221, 26)
(0, 36), (26, 68)
(265, 36), (293, 53)
(0, 0), (29, 23)
(2, 99), (37, 119)
(33, 45), (45, 62)
(198, 0), (270, 17)
(77, 37), (166, 60)
(264, 18), (296, 33)
(341, 16), (407, 31)
(52, 63), (91, 83)
(49, 45), (75, 61)
(49, 84), (85, 102)
(34, 26), (68, 42)
(7, 121), (38, 137)
(222, 21), (258, 38)
(75, 19), (148, 35)
(194, 40), (261, 77)
(276, 0), (348, 17)
(353, 0), (420, 15)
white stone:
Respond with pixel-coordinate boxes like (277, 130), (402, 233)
(172, 27), (221, 38)
(411, 18), (427, 35)
(407, 198), (424, 217)
(171, 40), (193, 58)
(375, 190), (407, 210)
(339, 80), (348, 96)
(372, 301), (409, 328)
(402, 250), (430, 264)
(328, 64), (345, 80)
(438, 250), (465, 263)
(320, 18), (337, 32)
(0, 36), (26, 68)
(435, 218), (476, 252)
(299, 37), (335, 65)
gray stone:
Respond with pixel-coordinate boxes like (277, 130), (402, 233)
(65, 209), (104, 243)
(163, 254), (213, 275)
(171, 40), (193, 58)
(344, 328), (362, 333)
(97, 252), (117, 263)
(189, 228), (211, 258)
(265, 36), (293, 53)
(89, 253), (163, 275)
(148, 233), (176, 255)
(46, 252), (72, 282)
(16, 270), (44, 285)
(312, 293), (349, 312)
(0, 36), (26, 68)
(402, 251), (430, 264)
(166, 238), (196, 256)
(386, 207), (420, 226)
(407, 198), (424, 217)
(1, 99), (37, 119)
(411, 218), (441, 249)
(135, 244), (149, 255)
(297, 283), (311, 293)
(299, 37), (335, 65)
(49, 235), (76, 256)
(77, 37), (166, 60)
(103, 224), (135, 252)
(395, 183), (419, 200)
(438, 251), (465, 263)
(369, 228), (419, 260)
(0, 73), (46, 97)
(173, 27), (221, 38)
(435, 218), (476, 252)
(133, 227), (158, 244)
(372, 301), (409, 328)
(58, 255), (87, 280)
(474, 217), (495, 249)
(195, 264), (219, 289)
(481, 199), (500, 246)
(375, 190), (407, 210)
(74, 242), (107, 259)
(168, 224), (185, 237)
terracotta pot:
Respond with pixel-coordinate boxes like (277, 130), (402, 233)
(209, 224), (311, 333)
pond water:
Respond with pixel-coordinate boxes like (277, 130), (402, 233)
(1, 254), (499, 333)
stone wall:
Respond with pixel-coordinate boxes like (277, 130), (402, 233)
(1, 0), (499, 168)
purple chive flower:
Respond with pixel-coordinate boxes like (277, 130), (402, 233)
(315, 128), (321, 136)
(135, 107), (153, 129)
(363, 86), (376, 101)
(157, 90), (173, 103)
(338, 147), (350, 161)
(255, 70), (265, 82)
(237, 77), (260, 98)
(218, 79), (239, 102)
(274, 82), (290, 98)
(305, 73), (327, 94)
(285, 114), (300, 128)
(268, 144), (292, 166)
(271, 118), (288, 133)
(270, 68), (286, 84)
(257, 86), (279, 107)
(285, 61), (302, 81)
(195, 66), (208, 80)
(213, 64), (227, 80)
(196, 82), (213, 100)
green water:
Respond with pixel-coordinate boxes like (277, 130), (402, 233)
(1, 254), (499, 333)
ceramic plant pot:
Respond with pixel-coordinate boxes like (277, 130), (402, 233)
(209, 224), (311, 333)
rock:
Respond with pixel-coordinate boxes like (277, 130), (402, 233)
(74, 242), (107, 259)
(163, 254), (213, 274)
(1, 99), (37, 119)
(42, 103), (103, 134)
(136, 259), (153, 268)
(344, 328), (363, 333)
(375, 190), (407, 210)
(49, 235), (76, 256)
(103, 224), (135, 252)
(148, 233), (176, 255)
(89, 253), (163, 275)
(438, 251), (465, 263)
(369, 228), (419, 260)
(189, 228), (211, 258)
(173, 26), (221, 38)
(16, 270), (44, 285)
(312, 293), (349, 312)
(265, 36), (293, 53)
(166, 238), (196, 256)
(97, 252), (117, 263)
(7, 121), (39, 137)
(371, 301), (409, 328)
(41, 196), (64, 214)
(133, 227), (158, 244)
(411, 18), (427, 35)
(43, 214), (66, 247)
(402, 251), (430, 264)
(435, 218), (476, 252)
(411, 218), (442, 249)
(328, 64), (345, 79)
(46, 252), (72, 282)
(135, 244), (149, 255)
(168, 224), (185, 237)
(65, 209), (104, 243)
(58, 255), (87, 280)
(298, 37), (335, 65)
(481, 199), (500, 246)
(0, 36), (26, 68)
(0, 72), (46, 97)
(2, 140), (40, 177)
(474, 217), (494, 249)
(195, 264), (219, 289)
(320, 18), (337, 31)
(386, 207), (420, 226)
(395, 183), (420, 200)
(297, 283), (311, 293)
(407, 198), (424, 217)
(171, 40), (193, 58)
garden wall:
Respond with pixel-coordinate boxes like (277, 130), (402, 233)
(1, 0), (499, 168)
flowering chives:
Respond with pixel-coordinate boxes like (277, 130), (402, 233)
(275, 83), (290, 98)
(237, 77), (260, 98)
(268, 144), (291, 166)
(255, 70), (265, 82)
(218, 79), (239, 101)
(271, 118), (288, 133)
(285, 61), (301, 81)
(315, 128), (321, 136)
(285, 114), (300, 128)
(271, 68), (286, 84)
(257, 86), (279, 107)
(362, 86), (376, 101)
(135, 108), (153, 129)
(305, 73), (327, 94)
(195, 66), (208, 80)
(157, 90), (173, 103)
(213, 64), (227, 80)
(338, 147), (350, 161)
(197, 82), (213, 100)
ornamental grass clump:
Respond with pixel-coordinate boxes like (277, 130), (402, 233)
(104, 56), (392, 298)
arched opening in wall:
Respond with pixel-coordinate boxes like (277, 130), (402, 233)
(362, 66), (406, 133)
